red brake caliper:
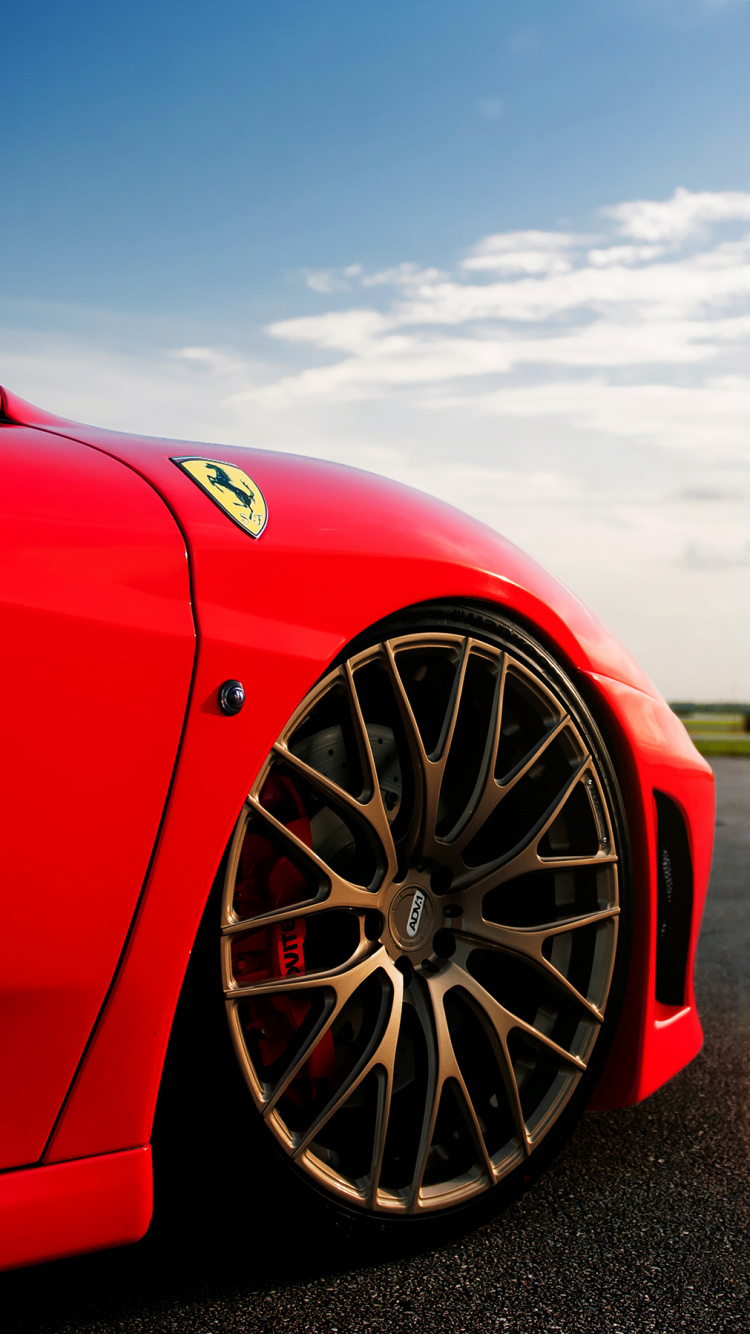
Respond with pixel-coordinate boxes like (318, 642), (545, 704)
(231, 776), (335, 1102)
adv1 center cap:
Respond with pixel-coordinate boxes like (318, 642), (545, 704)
(388, 885), (436, 952)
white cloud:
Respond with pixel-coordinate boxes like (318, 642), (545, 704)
(603, 186), (750, 242)
(475, 97), (504, 121)
(680, 538), (750, 569)
(462, 230), (581, 272)
(303, 261), (445, 294)
(587, 244), (666, 266)
(304, 269), (352, 294)
(464, 251), (574, 276)
(266, 308), (392, 352)
(361, 264), (447, 288)
(171, 346), (250, 377)
(673, 485), (741, 501)
(428, 378), (750, 451)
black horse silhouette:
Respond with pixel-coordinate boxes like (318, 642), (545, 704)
(205, 464), (256, 511)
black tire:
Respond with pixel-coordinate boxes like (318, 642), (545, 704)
(153, 603), (631, 1256)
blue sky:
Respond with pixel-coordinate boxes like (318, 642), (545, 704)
(4, 0), (749, 322)
(3, 0), (750, 696)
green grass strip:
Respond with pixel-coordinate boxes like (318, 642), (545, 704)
(690, 737), (750, 757)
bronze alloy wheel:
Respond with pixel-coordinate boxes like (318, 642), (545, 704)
(218, 611), (626, 1222)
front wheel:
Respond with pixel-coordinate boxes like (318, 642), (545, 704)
(156, 605), (630, 1248)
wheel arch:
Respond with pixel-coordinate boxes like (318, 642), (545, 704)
(43, 587), (695, 1175)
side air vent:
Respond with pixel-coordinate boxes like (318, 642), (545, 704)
(654, 792), (694, 1006)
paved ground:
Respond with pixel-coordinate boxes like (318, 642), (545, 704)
(4, 759), (748, 1333)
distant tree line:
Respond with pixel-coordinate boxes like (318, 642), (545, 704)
(669, 702), (750, 715)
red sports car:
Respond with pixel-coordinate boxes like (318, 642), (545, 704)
(0, 385), (714, 1268)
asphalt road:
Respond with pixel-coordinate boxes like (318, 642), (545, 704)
(4, 759), (748, 1334)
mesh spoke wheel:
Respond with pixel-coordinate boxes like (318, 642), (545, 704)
(221, 621), (623, 1218)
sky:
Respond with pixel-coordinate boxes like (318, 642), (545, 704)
(2, 0), (750, 699)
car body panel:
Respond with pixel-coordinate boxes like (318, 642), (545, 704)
(0, 1147), (151, 1273)
(583, 674), (714, 1107)
(0, 387), (714, 1265)
(0, 421), (195, 1167)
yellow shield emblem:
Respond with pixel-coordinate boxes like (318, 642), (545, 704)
(171, 457), (268, 538)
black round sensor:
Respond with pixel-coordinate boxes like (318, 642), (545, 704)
(219, 680), (246, 716)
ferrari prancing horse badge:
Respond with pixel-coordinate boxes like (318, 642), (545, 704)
(171, 457), (268, 537)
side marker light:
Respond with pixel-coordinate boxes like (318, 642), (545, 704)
(219, 680), (246, 716)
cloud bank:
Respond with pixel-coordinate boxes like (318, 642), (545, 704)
(226, 188), (750, 461)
